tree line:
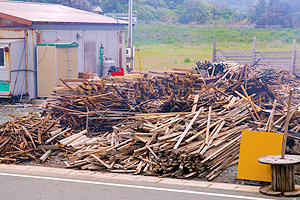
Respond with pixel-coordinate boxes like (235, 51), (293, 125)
(13, 0), (300, 28)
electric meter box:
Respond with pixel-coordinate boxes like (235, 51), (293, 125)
(0, 39), (26, 98)
(37, 42), (79, 97)
(125, 47), (135, 58)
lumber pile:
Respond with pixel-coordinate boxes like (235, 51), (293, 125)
(195, 60), (227, 77)
(45, 93), (135, 134)
(65, 102), (250, 179)
(52, 79), (106, 96)
(2, 60), (300, 182)
(103, 73), (205, 102)
(0, 112), (71, 163)
(255, 68), (300, 104)
(63, 80), (300, 179)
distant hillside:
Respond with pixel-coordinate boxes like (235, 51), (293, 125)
(133, 23), (300, 46)
(203, 0), (258, 11)
(12, 0), (248, 25)
(101, 0), (248, 25)
(12, 0), (300, 28)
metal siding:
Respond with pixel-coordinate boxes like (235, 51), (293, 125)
(83, 31), (96, 73)
(122, 32), (125, 68)
(27, 30), (37, 98)
(41, 30), (58, 42)
(118, 31), (122, 67)
(96, 31), (107, 76)
(0, 24), (126, 94)
(106, 30), (118, 67)
(71, 30), (83, 72)
(0, 30), (26, 38)
(10, 39), (26, 96)
(56, 30), (72, 43)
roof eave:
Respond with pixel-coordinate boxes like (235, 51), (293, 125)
(0, 13), (32, 26)
(33, 21), (128, 26)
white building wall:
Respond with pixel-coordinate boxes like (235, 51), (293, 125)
(39, 27), (125, 76)
(0, 24), (126, 98)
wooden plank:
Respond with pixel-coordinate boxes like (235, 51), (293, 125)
(191, 94), (199, 113)
(260, 51), (292, 55)
(205, 106), (212, 144)
(217, 49), (252, 53)
(173, 109), (201, 149)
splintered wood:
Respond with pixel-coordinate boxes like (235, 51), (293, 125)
(65, 93), (254, 179)
(0, 112), (72, 163)
(103, 72), (204, 102)
(62, 64), (300, 179)
(2, 61), (300, 181)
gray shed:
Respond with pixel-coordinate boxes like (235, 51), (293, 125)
(0, 0), (127, 99)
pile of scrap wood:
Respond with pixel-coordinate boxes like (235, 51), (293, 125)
(63, 88), (300, 179)
(52, 79), (106, 96)
(0, 112), (70, 163)
(2, 61), (300, 181)
(103, 73), (205, 102)
(65, 100), (252, 179)
(195, 60), (226, 77)
(205, 61), (300, 106)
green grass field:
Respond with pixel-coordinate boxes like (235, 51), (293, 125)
(136, 44), (211, 71)
(135, 41), (295, 71)
(131, 24), (299, 71)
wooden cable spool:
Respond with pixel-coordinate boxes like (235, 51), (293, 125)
(258, 90), (300, 197)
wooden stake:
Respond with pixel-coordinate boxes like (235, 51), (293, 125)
(192, 94), (200, 113)
(205, 106), (212, 144)
(266, 99), (277, 132)
(240, 85), (260, 120)
(174, 108), (201, 149)
(281, 89), (293, 159)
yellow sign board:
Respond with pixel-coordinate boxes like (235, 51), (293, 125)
(237, 130), (283, 182)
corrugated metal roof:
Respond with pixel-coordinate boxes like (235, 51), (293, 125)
(0, 0), (128, 25)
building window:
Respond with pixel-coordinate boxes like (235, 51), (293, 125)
(0, 49), (4, 66)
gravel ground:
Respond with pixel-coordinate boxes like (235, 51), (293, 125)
(0, 104), (40, 125)
(1, 104), (300, 186)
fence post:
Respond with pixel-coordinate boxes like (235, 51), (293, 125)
(291, 39), (296, 73)
(251, 36), (256, 65)
(212, 39), (216, 62)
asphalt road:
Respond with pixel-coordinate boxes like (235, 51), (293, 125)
(0, 171), (292, 200)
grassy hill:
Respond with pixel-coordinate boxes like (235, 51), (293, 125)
(134, 24), (300, 46)
(133, 24), (300, 70)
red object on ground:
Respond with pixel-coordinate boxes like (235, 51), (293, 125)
(110, 66), (124, 77)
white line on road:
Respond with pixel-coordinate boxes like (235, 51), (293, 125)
(0, 172), (273, 200)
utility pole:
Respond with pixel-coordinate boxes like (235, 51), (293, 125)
(126, 0), (134, 73)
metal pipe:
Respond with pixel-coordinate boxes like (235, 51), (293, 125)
(128, 0), (132, 49)
(128, 0), (133, 71)
(138, 49), (142, 72)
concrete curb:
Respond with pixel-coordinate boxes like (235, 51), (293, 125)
(0, 164), (259, 193)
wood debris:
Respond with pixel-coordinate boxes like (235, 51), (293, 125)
(1, 62), (300, 181)
(65, 101), (251, 179)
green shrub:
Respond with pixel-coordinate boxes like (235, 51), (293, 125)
(184, 58), (191, 63)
